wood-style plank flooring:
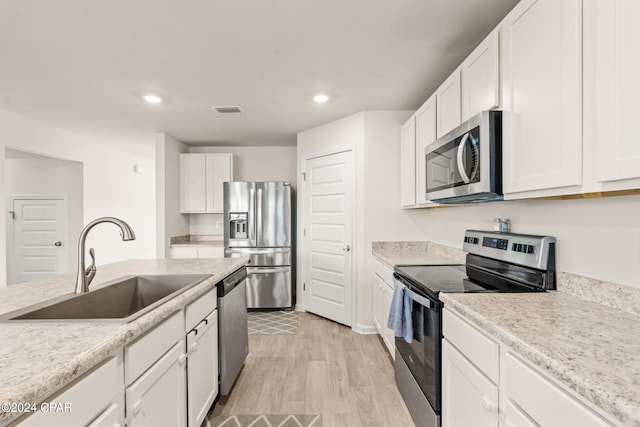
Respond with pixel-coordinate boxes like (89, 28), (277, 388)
(211, 312), (416, 427)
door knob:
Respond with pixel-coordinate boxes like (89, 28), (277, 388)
(54, 241), (63, 247)
(342, 245), (351, 252)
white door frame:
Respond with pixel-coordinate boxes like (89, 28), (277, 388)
(300, 145), (357, 329)
(7, 195), (69, 285)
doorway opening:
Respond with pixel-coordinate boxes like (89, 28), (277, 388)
(5, 148), (83, 285)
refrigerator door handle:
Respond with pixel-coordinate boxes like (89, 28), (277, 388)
(246, 266), (291, 274)
(248, 187), (256, 244)
(256, 186), (263, 245)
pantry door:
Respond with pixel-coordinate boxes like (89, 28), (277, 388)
(302, 150), (354, 326)
(9, 197), (68, 284)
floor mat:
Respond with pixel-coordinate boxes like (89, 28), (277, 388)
(248, 310), (298, 335)
(208, 414), (321, 427)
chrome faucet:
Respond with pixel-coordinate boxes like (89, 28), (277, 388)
(75, 217), (136, 294)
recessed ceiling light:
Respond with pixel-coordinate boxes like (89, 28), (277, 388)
(313, 94), (329, 103)
(143, 94), (163, 104)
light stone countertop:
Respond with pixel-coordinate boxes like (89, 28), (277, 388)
(441, 292), (640, 427)
(170, 234), (224, 247)
(372, 241), (466, 268)
(0, 258), (246, 425)
(372, 240), (640, 426)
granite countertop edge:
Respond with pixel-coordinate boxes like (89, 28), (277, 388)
(0, 258), (247, 425)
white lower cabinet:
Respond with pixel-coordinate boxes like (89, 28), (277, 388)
(169, 246), (224, 259)
(443, 308), (619, 427)
(15, 357), (121, 427)
(501, 349), (613, 427)
(87, 403), (120, 427)
(126, 341), (187, 427)
(372, 259), (395, 358)
(185, 288), (219, 427)
(442, 340), (498, 427)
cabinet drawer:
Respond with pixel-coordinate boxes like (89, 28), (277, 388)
(503, 350), (613, 427)
(185, 288), (217, 332)
(125, 312), (184, 384)
(443, 308), (499, 382)
(17, 357), (118, 426)
(373, 258), (394, 287)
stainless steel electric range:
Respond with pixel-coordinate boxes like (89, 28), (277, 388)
(393, 230), (556, 427)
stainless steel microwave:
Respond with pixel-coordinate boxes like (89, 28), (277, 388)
(425, 110), (502, 204)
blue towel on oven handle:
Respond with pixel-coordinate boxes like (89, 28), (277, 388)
(387, 277), (413, 343)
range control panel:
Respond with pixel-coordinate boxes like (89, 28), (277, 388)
(462, 229), (556, 270)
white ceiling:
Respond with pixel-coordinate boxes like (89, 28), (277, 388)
(0, 0), (519, 147)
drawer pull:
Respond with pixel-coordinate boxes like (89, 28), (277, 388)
(132, 399), (143, 415)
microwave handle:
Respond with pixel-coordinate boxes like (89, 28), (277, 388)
(457, 132), (471, 184)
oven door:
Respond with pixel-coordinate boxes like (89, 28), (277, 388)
(395, 284), (443, 414)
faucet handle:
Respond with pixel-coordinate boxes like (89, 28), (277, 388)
(85, 248), (97, 285)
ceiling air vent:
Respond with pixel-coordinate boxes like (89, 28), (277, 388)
(212, 106), (243, 114)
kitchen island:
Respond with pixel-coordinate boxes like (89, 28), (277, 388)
(0, 258), (246, 426)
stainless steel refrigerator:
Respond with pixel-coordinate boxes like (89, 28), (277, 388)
(223, 181), (295, 309)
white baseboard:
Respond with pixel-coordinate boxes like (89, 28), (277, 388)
(352, 324), (378, 335)
(294, 304), (305, 312)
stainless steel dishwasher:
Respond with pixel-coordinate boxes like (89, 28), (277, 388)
(217, 266), (249, 395)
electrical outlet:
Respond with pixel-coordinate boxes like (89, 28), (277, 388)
(215, 221), (222, 229)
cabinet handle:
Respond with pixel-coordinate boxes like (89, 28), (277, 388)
(178, 354), (187, 366)
(132, 399), (143, 415)
(498, 411), (513, 427)
(481, 396), (498, 416)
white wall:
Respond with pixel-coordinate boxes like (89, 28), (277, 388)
(155, 134), (189, 257)
(0, 108), (157, 286)
(406, 195), (640, 288)
(5, 155), (83, 273)
(297, 111), (415, 330)
(188, 145), (297, 235)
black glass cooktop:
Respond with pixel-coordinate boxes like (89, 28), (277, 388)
(394, 264), (543, 300)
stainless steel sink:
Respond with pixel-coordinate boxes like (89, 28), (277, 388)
(0, 274), (211, 323)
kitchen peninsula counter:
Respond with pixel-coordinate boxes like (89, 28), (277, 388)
(0, 258), (246, 425)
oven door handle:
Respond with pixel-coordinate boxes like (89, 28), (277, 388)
(405, 287), (437, 308)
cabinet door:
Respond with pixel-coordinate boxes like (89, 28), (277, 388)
(187, 310), (219, 427)
(197, 246), (225, 258)
(442, 340), (499, 427)
(585, 0), (640, 186)
(436, 70), (461, 138)
(372, 274), (383, 335)
(127, 341), (187, 427)
(501, 0), (582, 196)
(206, 154), (233, 213)
(400, 117), (417, 207)
(380, 280), (395, 358)
(415, 95), (437, 206)
(180, 154), (207, 213)
(169, 246), (199, 259)
(461, 30), (499, 121)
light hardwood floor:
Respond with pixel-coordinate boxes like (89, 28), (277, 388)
(211, 312), (416, 427)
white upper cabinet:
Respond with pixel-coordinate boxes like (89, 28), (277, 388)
(180, 153), (233, 213)
(436, 70), (462, 139)
(501, 0), (582, 197)
(415, 95), (437, 206)
(400, 117), (417, 207)
(461, 30), (500, 121)
(584, 0), (640, 190)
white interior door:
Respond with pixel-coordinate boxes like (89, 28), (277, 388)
(10, 197), (67, 284)
(303, 150), (354, 326)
